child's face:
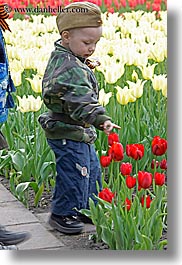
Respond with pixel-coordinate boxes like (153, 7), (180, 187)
(62, 27), (102, 59)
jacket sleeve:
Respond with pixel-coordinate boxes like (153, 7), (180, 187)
(43, 61), (111, 129)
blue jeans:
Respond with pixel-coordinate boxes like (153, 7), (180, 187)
(47, 139), (102, 216)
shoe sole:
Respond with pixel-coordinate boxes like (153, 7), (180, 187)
(2, 233), (31, 246)
(48, 218), (84, 235)
(0, 244), (18, 250)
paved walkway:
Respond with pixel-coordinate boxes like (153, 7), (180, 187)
(0, 182), (96, 250)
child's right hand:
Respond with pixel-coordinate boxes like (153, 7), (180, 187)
(101, 120), (121, 135)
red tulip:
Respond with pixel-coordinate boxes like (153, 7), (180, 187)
(141, 195), (152, 208)
(108, 132), (120, 146)
(146, 1), (151, 10)
(160, 159), (167, 170)
(128, 0), (137, 8)
(120, 162), (132, 176)
(151, 136), (167, 156)
(98, 188), (115, 203)
(124, 198), (131, 211)
(126, 176), (136, 189)
(138, 171), (152, 189)
(151, 159), (159, 169)
(100, 155), (111, 167)
(152, 3), (161, 12)
(154, 172), (166, 186)
(108, 142), (124, 162)
(126, 144), (144, 160)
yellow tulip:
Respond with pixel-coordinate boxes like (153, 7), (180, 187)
(162, 84), (167, 98)
(124, 47), (137, 66)
(121, 19), (137, 36)
(11, 71), (22, 87)
(104, 68), (119, 84)
(99, 89), (112, 106)
(17, 95), (43, 113)
(149, 44), (165, 62)
(20, 52), (35, 70)
(139, 63), (157, 80)
(17, 95), (30, 113)
(116, 86), (134, 105)
(102, 26), (119, 40)
(127, 79), (147, 99)
(134, 52), (148, 67)
(29, 95), (43, 112)
(139, 12), (156, 24)
(127, 92), (137, 103)
(26, 75), (42, 93)
(132, 70), (139, 82)
(42, 16), (57, 33)
(151, 74), (167, 92)
(104, 64), (124, 84)
(9, 59), (24, 73)
(36, 61), (48, 76)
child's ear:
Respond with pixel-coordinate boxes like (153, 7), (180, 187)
(61, 31), (70, 43)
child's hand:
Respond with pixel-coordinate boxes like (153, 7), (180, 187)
(101, 120), (121, 135)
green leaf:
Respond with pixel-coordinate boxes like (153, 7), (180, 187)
(151, 218), (163, 243)
(10, 150), (25, 172)
(111, 202), (124, 249)
(157, 239), (168, 250)
(16, 181), (38, 195)
(145, 209), (159, 237)
(36, 146), (54, 173)
(92, 195), (112, 210)
(49, 178), (55, 188)
(142, 234), (153, 250)
(134, 224), (144, 244)
(34, 183), (44, 207)
(39, 161), (56, 185)
(134, 243), (142, 250)
(3, 122), (14, 148)
(101, 226), (115, 249)
(88, 198), (98, 224)
(0, 154), (11, 170)
(79, 209), (91, 218)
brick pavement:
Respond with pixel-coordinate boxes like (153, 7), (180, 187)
(0, 182), (96, 250)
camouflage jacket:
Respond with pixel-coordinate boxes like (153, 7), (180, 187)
(38, 39), (111, 143)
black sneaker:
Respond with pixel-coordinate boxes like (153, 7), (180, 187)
(48, 214), (84, 234)
(0, 243), (18, 250)
(78, 214), (94, 224)
(0, 227), (31, 246)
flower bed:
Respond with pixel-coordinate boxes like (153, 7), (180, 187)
(0, 0), (167, 250)
(0, 0), (167, 18)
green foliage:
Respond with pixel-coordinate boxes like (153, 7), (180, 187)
(80, 183), (167, 250)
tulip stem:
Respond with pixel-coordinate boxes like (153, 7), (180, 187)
(24, 113), (27, 149)
(120, 105), (124, 142)
(136, 99), (140, 142)
(135, 161), (138, 196)
(159, 98), (167, 134)
(153, 156), (157, 194)
(144, 190), (147, 223)
(156, 186), (162, 209)
(144, 189), (147, 209)
(109, 160), (114, 188)
(33, 112), (37, 179)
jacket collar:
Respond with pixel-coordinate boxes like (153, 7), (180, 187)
(54, 38), (86, 64)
